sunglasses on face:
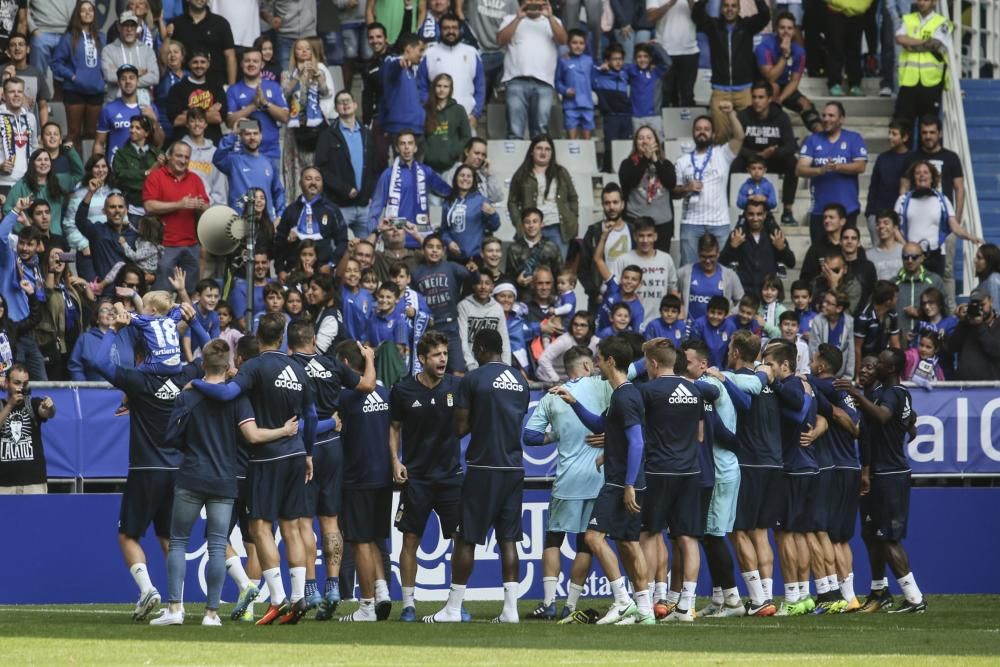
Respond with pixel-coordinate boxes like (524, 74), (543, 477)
(903, 254), (922, 261)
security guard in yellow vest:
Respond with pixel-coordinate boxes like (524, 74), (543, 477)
(895, 0), (952, 122)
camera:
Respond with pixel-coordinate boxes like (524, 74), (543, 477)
(391, 217), (408, 229)
(967, 300), (983, 320)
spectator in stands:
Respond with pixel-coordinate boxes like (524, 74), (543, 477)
(418, 0), (477, 45)
(68, 300), (115, 381)
(824, 0), (865, 97)
(362, 22), (390, 130)
(38, 123), (76, 176)
(840, 226), (877, 312)
(677, 231), (743, 323)
(864, 119), (911, 244)
(915, 286), (957, 350)
(213, 119), (285, 222)
(902, 115), (964, 212)
(440, 137), (505, 204)
(465, 0), (519, 102)
(142, 141), (207, 293)
(165, 51), (227, 145)
(422, 73), (472, 174)
(506, 207), (562, 295)
(809, 288), (854, 378)
(418, 13), (485, 130)
(535, 312), (599, 382)
(281, 38), (336, 201)
(274, 167), (348, 277)
(853, 279), (900, 377)
(260, 0), (318, 71)
(507, 135), (579, 259)
(579, 184), (633, 312)
(796, 101), (868, 241)
(974, 244), (1000, 308)
(23, 200), (68, 252)
(366, 0), (421, 43)
(379, 33), (426, 141)
(458, 273), (511, 370)
(675, 102), (744, 265)
(168, 0), (238, 87)
(498, 0), (567, 140)
(0, 196), (47, 379)
(593, 43), (631, 173)
(618, 125), (676, 252)
(2, 147), (83, 236)
(623, 42), (668, 138)
(692, 0), (770, 141)
(895, 0), (951, 127)
(178, 107), (227, 207)
(74, 193), (137, 290)
(0, 79), (33, 201)
(439, 165), (501, 263)
(896, 241), (945, 340)
(315, 92), (377, 240)
(720, 200), (795, 296)
(733, 81), (799, 227)
(94, 65), (165, 164)
(895, 159), (982, 277)
(555, 29), (596, 140)
(6, 33), (51, 128)
(111, 115), (163, 215)
(154, 39), (186, 144)
(226, 48), (290, 169)
(647, 0), (698, 107)
(50, 0), (104, 157)
(868, 209), (905, 280)
(522, 265), (562, 343)
(611, 0), (653, 64)
(0, 363), (54, 495)
(37, 246), (93, 379)
(755, 12), (821, 133)
(949, 287), (1000, 381)
(369, 130), (451, 250)
(607, 216), (678, 330)
(102, 11), (159, 103)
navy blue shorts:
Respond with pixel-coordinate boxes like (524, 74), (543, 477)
(777, 473), (817, 534)
(228, 475), (253, 540)
(812, 468), (834, 533)
(589, 484), (643, 543)
(118, 469), (175, 539)
(248, 456), (309, 521)
(733, 466), (783, 531)
(828, 468), (861, 543)
(642, 474), (702, 537)
(305, 436), (343, 518)
(342, 486), (393, 543)
(868, 472), (911, 541)
(395, 476), (463, 537)
(458, 468), (523, 545)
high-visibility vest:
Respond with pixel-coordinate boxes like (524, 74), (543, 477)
(899, 12), (951, 87)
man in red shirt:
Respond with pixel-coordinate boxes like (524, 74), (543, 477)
(143, 141), (209, 293)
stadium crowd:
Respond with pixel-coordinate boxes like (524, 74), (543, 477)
(0, 0), (991, 627)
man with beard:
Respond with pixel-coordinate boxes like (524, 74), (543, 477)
(165, 50), (227, 144)
(579, 183), (633, 314)
(418, 14), (484, 130)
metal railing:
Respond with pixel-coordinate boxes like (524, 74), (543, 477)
(950, 0), (1000, 78)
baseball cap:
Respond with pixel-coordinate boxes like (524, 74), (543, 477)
(116, 63), (139, 78)
(119, 10), (139, 24)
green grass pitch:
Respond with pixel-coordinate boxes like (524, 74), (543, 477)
(1, 597), (998, 664)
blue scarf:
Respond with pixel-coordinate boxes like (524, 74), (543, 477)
(287, 67), (325, 128)
(296, 195), (324, 239)
(386, 158), (428, 225)
(409, 310), (430, 374)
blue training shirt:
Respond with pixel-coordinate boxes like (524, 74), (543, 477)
(458, 361), (530, 470)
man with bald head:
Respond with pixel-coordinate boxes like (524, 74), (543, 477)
(895, 243), (945, 339)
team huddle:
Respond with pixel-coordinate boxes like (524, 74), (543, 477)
(106, 286), (924, 625)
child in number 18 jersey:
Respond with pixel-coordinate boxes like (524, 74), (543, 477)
(119, 290), (186, 375)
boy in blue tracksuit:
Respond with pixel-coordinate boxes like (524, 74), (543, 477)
(688, 295), (738, 369)
(736, 156), (779, 212)
(556, 30), (596, 140)
(212, 129), (286, 221)
(593, 43), (632, 173)
(625, 42), (669, 137)
(380, 34), (426, 137)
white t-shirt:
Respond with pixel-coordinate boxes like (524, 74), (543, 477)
(211, 0), (261, 48)
(894, 191), (954, 251)
(647, 0), (698, 56)
(535, 172), (560, 227)
(604, 224), (634, 265)
(612, 250), (678, 328)
(500, 14), (561, 87)
(676, 142), (737, 227)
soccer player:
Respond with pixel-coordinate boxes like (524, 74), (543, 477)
(640, 338), (710, 624)
(724, 331), (781, 616)
(288, 321), (376, 620)
(390, 331), (465, 622)
(92, 303), (205, 620)
(836, 348), (927, 614)
(335, 340), (394, 622)
(523, 345), (611, 621)
(810, 343), (862, 613)
(424, 329), (530, 624)
(551, 336), (652, 626)
(190, 312), (318, 625)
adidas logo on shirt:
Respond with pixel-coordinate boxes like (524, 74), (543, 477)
(668, 383), (699, 405)
(411, 400), (422, 408)
(363, 392), (389, 414)
(305, 359), (332, 379)
(274, 365), (303, 391)
(492, 369), (524, 392)
(154, 380), (181, 400)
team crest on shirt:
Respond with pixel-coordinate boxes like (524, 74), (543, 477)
(446, 393), (453, 406)
(722, 332), (728, 342)
(841, 142), (847, 149)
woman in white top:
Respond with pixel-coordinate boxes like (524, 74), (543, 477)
(281, 38), (336, 200)
(895, 159), (983, 276)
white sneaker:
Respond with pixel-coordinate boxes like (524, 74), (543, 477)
(697, 602), (722, 617)
(662, 609), (695, 623)
(201, 615), (222, 626)
(133, 588), (161, 621)
(149, 608), (184, 626)
(716, 603), (747, 617)
(879, 86), (893, 97)
(596, 601), (635, 625)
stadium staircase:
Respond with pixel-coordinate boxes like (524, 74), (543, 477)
(962, 78), (1000, 242)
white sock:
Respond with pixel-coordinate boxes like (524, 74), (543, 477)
(542, 576), (558, 606)
(654, 581), (668, 601)
(723, 587), (741, 606)
(665, 589), (680, 605)
(445, 584), (466, 614)
(289, 566), (306, 602)
(610, 577), (630, 606)
(503, 581), (519, 619)
(841, 572), (855, 602)
(374, 579), (390, 603)
(402, 586), (415, 609)
(762, 577), (773, 600)
(354, 597), (376, 619)
(741, 570), (765, 606)
(871, 577), (888, 591)
(566, 582), (584, 611)
(798, 581), (810, 597)
(829, 574), (840, 592)
(225, 556), (251, 590)
(646, 581), (655, 600)
(263, 567), (286, 604)
(784, 582), (799, 603)
(897, 572), (923, 604)
(711, 586), (724, 605)
(665, 572), (671, 590)
(816, 576), (831, 594)
(679, 581), (697, 614)
(635, 589), (652, 616)
(130, 563), (153, 595)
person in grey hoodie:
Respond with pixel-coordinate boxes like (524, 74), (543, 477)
(180, 107), (227, 205)
(458, 272), (511, 370)
(100, 11), (159, 103)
